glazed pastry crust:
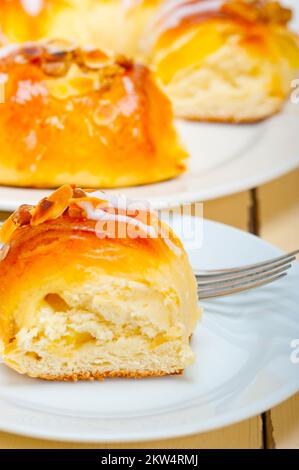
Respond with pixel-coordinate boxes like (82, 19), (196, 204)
(0, 40), (187, 188)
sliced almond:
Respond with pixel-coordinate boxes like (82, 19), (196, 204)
(72, 188), (87, 198)
(78, 48), (110, 70)
(44, 39), (77, 57)
(0, 204), (34, 244)
(261, 2), (292, 24)
(99, 64), (123, 81)
(31, 184), (73, 226)
(41, 61), (70, 77)
(22, 45), (43, 62)
(12, 204), (33, 226)
(223, 2), (259, 22)
(0, 215), (17, 244)
(115, 54), (133, 70)
(0, 244), (10, 262)
(68, 202), (86, 219)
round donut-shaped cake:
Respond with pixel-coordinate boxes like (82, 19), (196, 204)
(0, 40), (187, 188)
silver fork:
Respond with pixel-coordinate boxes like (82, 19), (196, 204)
(195, 250), (299, 300)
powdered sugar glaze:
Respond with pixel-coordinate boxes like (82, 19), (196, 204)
(147, 0), (226, 42)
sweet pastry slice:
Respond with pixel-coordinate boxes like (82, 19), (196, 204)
(0, 186), (201, 380)
(144, 0), (299, 122)
(0, 40), (187, 188)
(0, 0), (163, 57)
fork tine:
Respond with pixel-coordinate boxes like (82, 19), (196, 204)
(194, 249), (299, 278)
(198, 263), (292, 293)
(198, 272), (287, 300)
(196, 261), (293, 286)
(196, 256), (295, 281)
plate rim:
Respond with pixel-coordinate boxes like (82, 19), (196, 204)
(0, 381), (298, 443)
(0, 156), (299, 211)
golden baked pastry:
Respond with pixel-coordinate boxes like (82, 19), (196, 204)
(0, 185), (200, 380)
(144, 0), (299, 122)
(0, 40), (187, 188)
(0, 0), (163, 57)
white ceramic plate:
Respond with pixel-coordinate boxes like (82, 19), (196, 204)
(0, 1), (298, 211)
(0, 216), (298, 443)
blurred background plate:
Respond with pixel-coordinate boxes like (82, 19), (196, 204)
(0, 0), (298, 211)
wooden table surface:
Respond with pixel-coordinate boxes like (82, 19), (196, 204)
(0, 168), (298, 449)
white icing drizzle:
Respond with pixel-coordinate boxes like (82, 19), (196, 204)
(164, 237), (182, 257)
(119, 76), (138, 116)
(0, 44), (21, 60)
(87, 190), (151, 212)
(77, 201), (158, 238)
(73, 194), (182, 256)
(0, 73), (8, 85)
(122, 0), (144, 10)
(160, 0), (224, 26)
(0, 244), (10, 262)
(21, 0), (44, 16)
(0, 41), (41, 60)
(13, 79), (47, 104)
(145, 0), (224, 48)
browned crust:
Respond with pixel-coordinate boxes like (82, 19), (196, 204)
(36, 369), (184, 381)
(178, 107), (282, 124)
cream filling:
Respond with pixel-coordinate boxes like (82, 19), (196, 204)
(10, 302), (194, 372)
(8, 275), (193, 368)
(162, 43), (295, 120)
(14, 307), (189, 358)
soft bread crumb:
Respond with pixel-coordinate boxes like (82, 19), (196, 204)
(3, 276), (198, 380)
(157, 43), (297, 122)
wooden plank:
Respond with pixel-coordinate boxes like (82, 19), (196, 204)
(259, 169), (299, 449)
(204, 191), (251, 230)
(0, 419), (262, 449)
(259, 169), (299, 254)
(266, 394), (299, 449)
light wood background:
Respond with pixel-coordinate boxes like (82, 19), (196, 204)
(0, 168), (298, 449)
